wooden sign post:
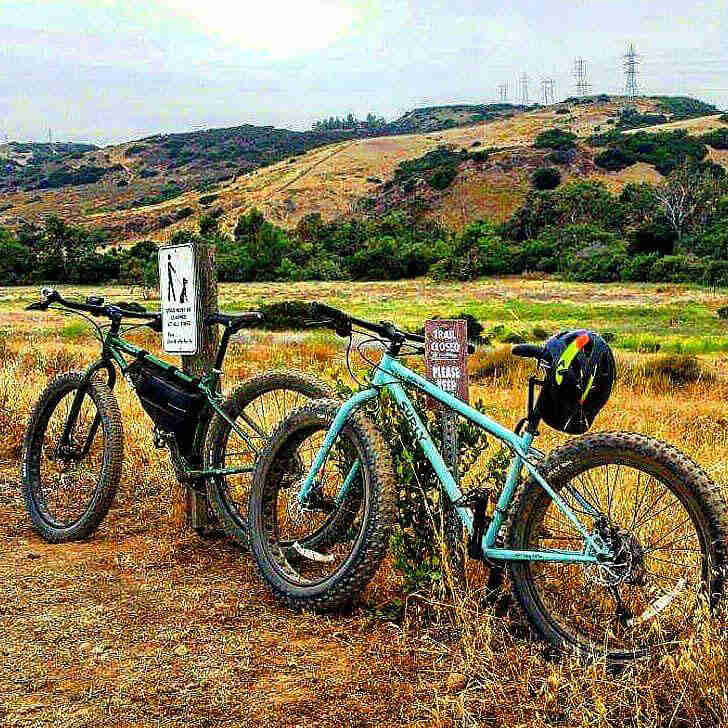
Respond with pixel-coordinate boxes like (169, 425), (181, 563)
(424, 319), (470, 491)
(159, 239), (219, 531)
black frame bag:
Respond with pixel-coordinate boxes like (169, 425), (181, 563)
(126, 358), (203, 452)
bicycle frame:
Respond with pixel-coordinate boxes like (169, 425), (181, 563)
(65, 329), (259, 482)
(296, 353), (612, 564)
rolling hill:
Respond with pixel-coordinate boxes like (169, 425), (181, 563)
(0, 96), (723, 244)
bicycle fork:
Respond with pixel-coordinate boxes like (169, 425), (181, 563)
(58, 361), (116, 458)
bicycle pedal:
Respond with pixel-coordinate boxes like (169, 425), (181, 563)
(153, 430), (166, 449)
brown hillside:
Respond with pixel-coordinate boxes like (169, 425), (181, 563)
(1, 97), (723, 244)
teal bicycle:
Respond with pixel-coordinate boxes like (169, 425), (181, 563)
(248, 304), (728, 663)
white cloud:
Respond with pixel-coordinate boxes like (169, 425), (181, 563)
(156, 0), (363, 57)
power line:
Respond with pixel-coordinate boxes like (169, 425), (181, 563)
(573, 57), (591, 98)
(541, 77), (555, 105)
(519, 73), (529, 105)
(624, 42), (640, 100)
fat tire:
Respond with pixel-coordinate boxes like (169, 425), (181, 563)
(21, 371), (123, 543)
(248, 399), (396, 611)
(204, 369), (332, 548)
(506, 431), (728, 664)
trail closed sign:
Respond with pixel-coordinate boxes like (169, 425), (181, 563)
(158, 242), (199, 354)
(424, 319), (469, 409)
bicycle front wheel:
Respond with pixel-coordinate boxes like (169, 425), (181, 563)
(508, 432), (727, 664)
(21, 371), (123, 542)
(248, 399), (395, 611)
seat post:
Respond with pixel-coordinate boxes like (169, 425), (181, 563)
(214, 324), (233, 370)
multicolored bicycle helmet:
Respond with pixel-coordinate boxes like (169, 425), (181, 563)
(537, 330), (616, 434)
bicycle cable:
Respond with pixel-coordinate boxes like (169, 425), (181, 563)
(48, 305), (105, 345)
(347, 328), (424, 392)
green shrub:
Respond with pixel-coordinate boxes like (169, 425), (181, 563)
(469, 150), (489, 163)
(564, 243), (628, 282)
(701, 128), (728, 149)
(705, 260), (728, 287)
(428, 165), (458, 190)
(532, 167), (561, 190)
(533, 128), (577, 151)
(37, 165), (107, 189)
(653, 96), (718, 119)
(620, 252), (660, 282)
(648, 255), (710, 284)
(548, 149), (571, 165)
(199, 193), (219, 206)
(595, 147), (635, 172)
(629, 220), (677, 255)
(588, 129), (708, 176)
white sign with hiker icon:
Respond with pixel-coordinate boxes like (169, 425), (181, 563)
(158, 242), (199, 354)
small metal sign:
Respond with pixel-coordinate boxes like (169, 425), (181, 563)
(158, 242), (199, 355)
(424, 319), (469, 409)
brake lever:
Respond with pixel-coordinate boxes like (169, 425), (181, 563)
(304, 318), (332, 328)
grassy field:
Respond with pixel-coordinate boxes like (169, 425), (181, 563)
(6, 277), (728, 354)
(2, 278), (728, 726)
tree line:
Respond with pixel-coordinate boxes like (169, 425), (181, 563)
(2, 160), (728, 289)
(311, 113), (387, 131)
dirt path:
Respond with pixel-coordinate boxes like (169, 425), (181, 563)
(0, 479), (440, 728)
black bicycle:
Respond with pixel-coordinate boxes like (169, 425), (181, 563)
(21, 288), (331, 544)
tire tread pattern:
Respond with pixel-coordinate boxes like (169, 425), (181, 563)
(249, 399), (396, 612)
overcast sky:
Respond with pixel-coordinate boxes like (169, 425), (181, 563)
(1, 0), (726, 145)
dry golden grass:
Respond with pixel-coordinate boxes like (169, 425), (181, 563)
(2, 290), (728, 727)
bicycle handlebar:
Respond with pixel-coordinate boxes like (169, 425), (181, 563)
(26, 288), (159, 321)
(311, 302), (475, 353)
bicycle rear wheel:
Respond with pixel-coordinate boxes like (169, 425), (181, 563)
(21, 371), (123, 542)
(204, 370), (332, 548)
(507, 432), (727, 664)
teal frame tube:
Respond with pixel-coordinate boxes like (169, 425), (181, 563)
(297, 353), (609, 564)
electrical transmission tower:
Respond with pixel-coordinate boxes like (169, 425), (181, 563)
(624, 43), (640, 100)
(498, 82), (508, 102)
(541, 77), (555, 105)
(573, 58), (591, 98)
(519, 73), (529, 105)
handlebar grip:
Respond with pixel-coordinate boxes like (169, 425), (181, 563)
(512, 344), (545, 360)
(312, 302), (346, 320)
